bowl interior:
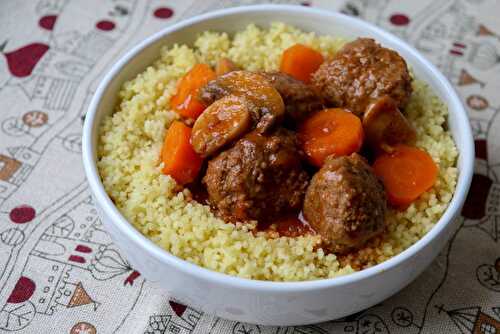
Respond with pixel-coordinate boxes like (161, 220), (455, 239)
(85, 5), (473, 287)
(91, 7), (471, 173)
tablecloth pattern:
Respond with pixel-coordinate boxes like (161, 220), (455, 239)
(0, 0), (499, 333)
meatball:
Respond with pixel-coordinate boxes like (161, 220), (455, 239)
(258, 71), (324, 125)
(312, 38), (412, 116)
(203, 129), (309, 223)
(303, 154), (386, 254)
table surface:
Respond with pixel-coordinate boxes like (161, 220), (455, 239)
(0, 0), (499, 333)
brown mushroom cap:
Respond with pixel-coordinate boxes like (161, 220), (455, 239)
(199, 70), (285, 133)
(191, 95), (253, 158)
(362, 96), (416, 153)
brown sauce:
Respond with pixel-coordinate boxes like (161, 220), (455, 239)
(186, 184), (314, 238)
(257, 212), (315, 238)
(186, 188), (380, 263)
(275, 212), (315, 238)
(186, 182), (209, 204)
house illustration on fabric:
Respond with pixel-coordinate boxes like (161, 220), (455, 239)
(441, 305), (500, 334)
(7, 21), (120, 112)
(0, 194), (110, 331)
(145, 301), (202, 334)
(397, 0), (499, 86)
(0, 147), (38, 205)
(0, 154), (21, 201)
(0, 182), (147, 332)
(6, 33), (99, 111)
(14, 211), (104, 316)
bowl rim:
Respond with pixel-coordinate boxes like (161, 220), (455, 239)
(82, 4), (474, 291)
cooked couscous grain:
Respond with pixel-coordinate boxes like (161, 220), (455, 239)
(97, 23), (458, 281)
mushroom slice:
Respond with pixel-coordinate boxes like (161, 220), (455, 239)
(363, 96), (417, 153)
(215, 58), (239, 76)
(258, 71), (324, 126)
(191, 95), (252, 157)
(199, 71), (285, 133)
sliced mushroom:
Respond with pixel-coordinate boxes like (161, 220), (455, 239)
(199, 71), (285, 133)
(362, 96), (417, 153)
(258, 71), (324, 126)
(215, 58), (239, 76)
(191, 95), (252, 157)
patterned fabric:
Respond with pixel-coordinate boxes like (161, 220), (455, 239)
(0, 0), (498, 333)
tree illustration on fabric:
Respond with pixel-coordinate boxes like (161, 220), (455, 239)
(0, 276), (37, 331)
(88, 244), (141, 285)
(55, 281), (99, 311)
(68, 282), (98, 310)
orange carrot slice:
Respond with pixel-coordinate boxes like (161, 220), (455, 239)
(298, 108), (364, 167)
(161, 121), (203, 184)
(280, 44), (324, 83)
(373, 145), (438, 207)
(170, 64), (216, 120)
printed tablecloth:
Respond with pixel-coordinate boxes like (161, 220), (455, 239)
(0, 0), (499, 333)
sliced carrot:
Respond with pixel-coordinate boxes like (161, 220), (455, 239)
(170, 64), (216, 120)
(161, 121), (203, 185)
(298, 108), (364, 167)
(280, 44), (324, 83)
(373, 145), (438, 208)
(215, 57), (238, 76)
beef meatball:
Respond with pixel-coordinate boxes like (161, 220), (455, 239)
(203, 129), (309, 223)
(303, 154), (386, 254)
(312, 38), (412, 116)
(258, 71), (324, 125)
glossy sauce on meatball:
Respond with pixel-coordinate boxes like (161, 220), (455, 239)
(203, 129), (309, 223)
(303, 153), (387, 254)
(312, 38), (412, 116)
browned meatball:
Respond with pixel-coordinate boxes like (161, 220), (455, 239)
(203, 129), (309, 223)
(258, 71), (324, 125)
(303, 154), (386, 254)
(312, 38), (412, 116)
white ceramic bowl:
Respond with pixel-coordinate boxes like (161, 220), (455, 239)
(82, 5), (474, 326)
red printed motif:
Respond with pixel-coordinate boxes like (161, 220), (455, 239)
(1, 42), (49, 78)
(7, 276), (36, 304)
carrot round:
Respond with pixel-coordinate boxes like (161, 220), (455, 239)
(161, 121), (203, 185)
(280, 44), (324, 83)
(373, 145), (438, 207)
(298, 108), (364, 167)
(170, 64), (216, 120)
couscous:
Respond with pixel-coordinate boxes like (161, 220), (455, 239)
(97, 23), (458, 281)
